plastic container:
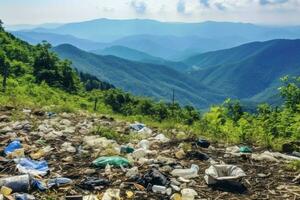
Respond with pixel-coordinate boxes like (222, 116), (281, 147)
(181, 188), (198, 200)
(152, 185), (171, 195)
(171, 164), (199, 179)
(0, 174), (30, 192)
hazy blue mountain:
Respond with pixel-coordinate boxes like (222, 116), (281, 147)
(53, 44), (226, 108)
(32, 19), (300, 43)
(21, 19), (300, 60)
(92, 45), (189, 71)
(6, 23), (63, 31)
(11, 31), (106, 51)
(109, 34), (241, 59)
(92, 45), (160, 62)
(187, 39), (300, 101)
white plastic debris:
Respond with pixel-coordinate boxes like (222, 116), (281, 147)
(251, 151), (279, 162)
(181, 188), (198, 200)
(251, 151), (300, 162)
(152, 185), (172, 195)
(132, 148), (147, 159)
(102, 188), (120, 200)
(171, 164), (199, 179)
(126, 166), (139, 177)
(130, 123), (152, 135)
(154, 134), (170, 143)
(204, 165), (246, 185)
(61, 142), (76, 153)
(137, 139), (150, 150)
(225, 146), (240, 154)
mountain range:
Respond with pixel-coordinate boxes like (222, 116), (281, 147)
(8, 19), (300, 108)
(27, 19), (300, 43)
(53, 44), (226, 108)
(10, 19), (300, 60)
(185, 39), (300, 103)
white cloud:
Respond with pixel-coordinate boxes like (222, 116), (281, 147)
(0, 0), (300, 25)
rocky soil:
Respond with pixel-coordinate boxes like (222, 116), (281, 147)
(0, 107), (299, 200)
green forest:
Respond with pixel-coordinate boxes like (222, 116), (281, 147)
(0, 20), (299, 150)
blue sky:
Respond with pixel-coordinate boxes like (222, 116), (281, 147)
(1, 0), (300, 25)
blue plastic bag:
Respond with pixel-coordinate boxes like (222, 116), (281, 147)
(48, 177), (72, 188)
(33, 177), (72, 191)
(4, 140), (22, 155)
(15, 158), (49, 176)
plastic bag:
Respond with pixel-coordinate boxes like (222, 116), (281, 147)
(92, 156), (130, 168)
(33, 177), (72, 191)
(4, 140), (22, 156)
(137, 168), (169, 188)
(240, 146), (252, 153)
(79, 177), (110, 190)
(15, 158), (49, 176)
(130, 123), (145, 131)
(197, 139), (210, 148)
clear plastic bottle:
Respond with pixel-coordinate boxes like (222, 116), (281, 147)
(171, 164), (199, 179)
(152, 185), (172, 195)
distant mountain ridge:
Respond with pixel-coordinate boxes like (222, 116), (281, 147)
(30, 19), (300, 43)
(12, 31), (106, 51)
(186, 39), (300, 103)
(92, 45), (189, 71)
(10, 19), (300, 61)
(53, 44), (226, 108)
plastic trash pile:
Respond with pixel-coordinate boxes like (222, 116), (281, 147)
(0, 109), (300, 199)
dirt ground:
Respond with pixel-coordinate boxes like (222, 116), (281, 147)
(0, 108), (299, 200)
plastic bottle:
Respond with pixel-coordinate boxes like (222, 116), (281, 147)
(0, 174), (30, 192)
(171, 164), (199, 179)
(152, 185), (172, 195)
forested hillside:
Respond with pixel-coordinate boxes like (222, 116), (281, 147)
(0, 23), (204, 124)
(186, 39), (300, 103)
(53, 44), (225, 108)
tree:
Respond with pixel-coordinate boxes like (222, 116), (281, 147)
(223, 98), (243, 122)
(279, 76), (300, 111)
(0, 50), (9, 92)
(0, 19), (3, 31)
